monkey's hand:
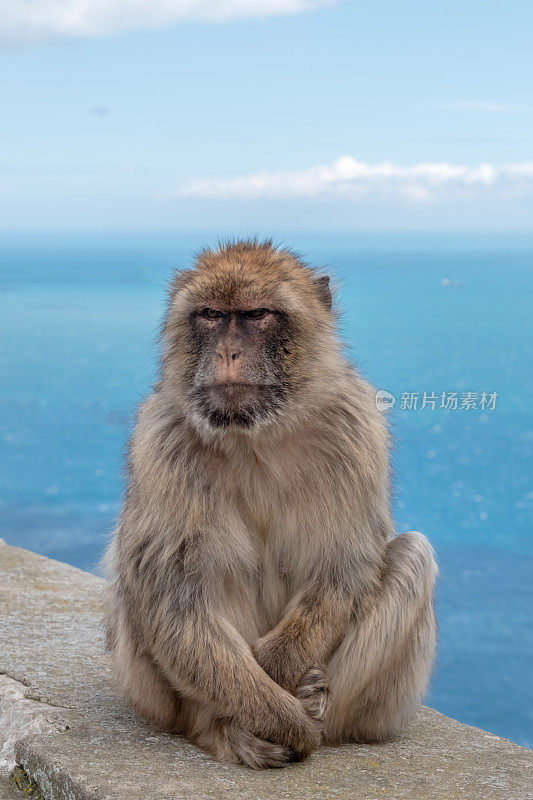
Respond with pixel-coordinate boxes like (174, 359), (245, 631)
(296, 668), (329, 723)
(253, 587), (353, 694)
(254, 634), (329, 732)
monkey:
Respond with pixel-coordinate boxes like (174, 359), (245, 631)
(104, 240), (437, 770)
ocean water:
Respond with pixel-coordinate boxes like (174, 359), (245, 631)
(0, 231), (531, 747)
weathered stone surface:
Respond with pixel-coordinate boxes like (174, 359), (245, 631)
(1, 539), (531, 800)
(0, 775), (27, 800)
(10, 766), (44, 799)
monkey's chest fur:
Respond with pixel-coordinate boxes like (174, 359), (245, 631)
(224, 504), (293, 642)
(223, 536), (292, 644)
(215, 455), (308, 643)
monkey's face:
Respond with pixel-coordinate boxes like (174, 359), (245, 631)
(188, 304), (294, 429)
(163, 243), (334, 432)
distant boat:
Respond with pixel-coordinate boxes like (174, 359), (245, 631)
(441, 278), (465, 289)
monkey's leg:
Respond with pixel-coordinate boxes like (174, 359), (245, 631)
(324, 532), (437, 744)
(109, 609), (181, 730)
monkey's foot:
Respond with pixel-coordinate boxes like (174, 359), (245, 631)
(296, 667), (329, 722)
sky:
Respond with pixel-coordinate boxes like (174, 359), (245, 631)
(1, 0), (532, 231)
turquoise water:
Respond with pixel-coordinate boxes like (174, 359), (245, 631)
(0, 232), (531, 747)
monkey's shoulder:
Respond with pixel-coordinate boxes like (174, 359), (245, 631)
(323, 372), (390, 445)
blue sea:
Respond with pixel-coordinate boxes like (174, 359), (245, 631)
(0, 231), (531, 747)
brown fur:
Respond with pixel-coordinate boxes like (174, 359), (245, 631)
(104, 240), (437, 769)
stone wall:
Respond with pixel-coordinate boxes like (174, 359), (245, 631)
(0, 540), (531, 799)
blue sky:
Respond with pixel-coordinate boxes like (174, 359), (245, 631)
(1, 0), (532, 231)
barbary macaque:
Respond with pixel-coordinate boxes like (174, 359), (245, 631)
(105, 241), (437, 768)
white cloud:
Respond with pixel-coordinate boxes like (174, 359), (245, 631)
(1, 0), (332, 44)
(173, 156), (533, 202)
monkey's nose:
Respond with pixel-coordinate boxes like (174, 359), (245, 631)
(216, 345), (242, 365)
(214, 345), (244, 382)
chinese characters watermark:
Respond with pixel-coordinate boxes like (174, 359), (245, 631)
(375, 390), (498, 412)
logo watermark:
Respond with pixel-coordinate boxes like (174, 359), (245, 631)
(375, 390), (498, 411)
(375, 390), (397, 411)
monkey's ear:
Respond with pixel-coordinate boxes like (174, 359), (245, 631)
(314, 275), (332, 311)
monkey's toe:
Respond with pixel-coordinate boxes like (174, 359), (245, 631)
(296, 668), (329, 722)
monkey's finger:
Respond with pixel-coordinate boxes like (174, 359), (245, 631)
(296, 668), (329, 721)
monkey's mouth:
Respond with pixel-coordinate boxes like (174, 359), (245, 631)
(192, 383), (286, 428)
(212, 381), (263, 399)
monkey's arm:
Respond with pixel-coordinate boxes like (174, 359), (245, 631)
(253, 583), (355, 693)
(137, 579), (321, 757)
(253, 539), (384, 694)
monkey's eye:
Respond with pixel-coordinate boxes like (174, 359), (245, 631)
(243, 308), (271, 320)
(199, 308), (225, 320)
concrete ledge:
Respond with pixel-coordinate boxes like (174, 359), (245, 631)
(1, 539), (531, 800)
